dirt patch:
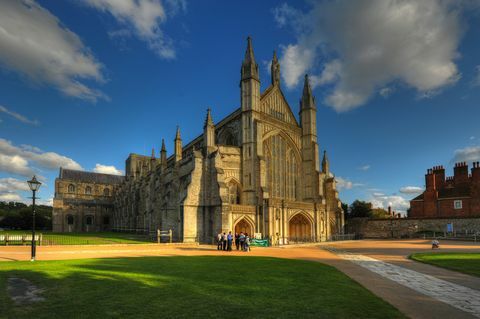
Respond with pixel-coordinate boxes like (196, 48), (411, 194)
(7, 277), (45, 304)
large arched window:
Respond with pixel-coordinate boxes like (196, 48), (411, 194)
(227, 180), (241, 204)
(264, 134), (299, 200)
(103, 188), (110, 196)
(66, 215), (74, 225)
(219, 129), (238, 146)
(68, 184), (75, 193)
(85, 186), (92, 195)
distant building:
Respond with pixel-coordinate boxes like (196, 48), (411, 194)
(52, 168), (124, 232)
(410, 162), (480, 218)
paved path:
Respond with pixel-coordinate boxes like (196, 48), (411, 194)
(1, 239), (480, 319)
(325, 246), (480, 318)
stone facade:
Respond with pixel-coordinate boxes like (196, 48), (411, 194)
(52, 168), (124, 232)
(410, 162), (480, 218)
(346, 217), (480, 238)
(53, 38), (344, 243)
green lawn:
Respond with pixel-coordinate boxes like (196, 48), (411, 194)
(410, 253), (480, 277)
(0, 231), (152, 245)
(0, 256), (405, 319)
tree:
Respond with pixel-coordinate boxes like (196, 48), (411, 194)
(0, 201), (52, 230)
(341, 202), (349, 218)
(370, 208), (390, 219)
(349, 200), (372, 218)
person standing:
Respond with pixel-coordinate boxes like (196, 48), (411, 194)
(227, 231), (233, 251)
(222, 232), (227, 251)
(217, 232), (222, 250)
(244, 233), (250, 252)
(239, 232), (245, 251)
(235, 233), (240, 250)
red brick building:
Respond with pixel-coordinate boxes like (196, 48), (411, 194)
(410, 162), (480, 217)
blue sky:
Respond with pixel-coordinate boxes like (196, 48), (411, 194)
(0, 0), (479, 212)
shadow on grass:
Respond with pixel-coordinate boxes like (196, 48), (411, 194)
(0, 256), (405, 319)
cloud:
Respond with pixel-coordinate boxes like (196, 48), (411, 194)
(0, 178), (31, 193)
(452, 146), (480, 163)
(470, 136), (475, 140)
(336, 177), (363, 191)
(93, 164), (123, 176)
(0, 192), (22, 202)
(399, 186), (424, 194)
(275, 0), (464, 111)
(358, 164), (371, 171)
(0, 138), (82, 177)
(84, 0), (185, 59)
(0, 105), (39, 125)
(371, 193), (410, 213)
(0, 0), (107, 102)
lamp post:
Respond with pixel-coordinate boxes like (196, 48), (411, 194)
(27, 176), (41, 261)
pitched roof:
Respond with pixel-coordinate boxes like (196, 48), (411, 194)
(411, 185), (471, 202)
(59, 168), (124, 185)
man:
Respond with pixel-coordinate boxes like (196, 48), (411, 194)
(239, 232), (245, 251)
(217, 232), (222, 250)
(227, 231), (233, 251)
(222, 232), (227, 251)
(235, 233), (240, 250)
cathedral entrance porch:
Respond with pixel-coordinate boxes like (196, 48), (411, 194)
(288, 213), (313, 243)
(234, 217), (254, 236)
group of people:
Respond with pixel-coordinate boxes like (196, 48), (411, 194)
(217, 231), (251, 252)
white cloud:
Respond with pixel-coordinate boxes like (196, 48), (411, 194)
(0, 138), (82, 177)
(399, 186), (424, 194)
(275, 0), (464, 111)
(371, 193), (410, 213)
(93, 164), (123, 176)
(84, 0), (184, 59)
(358, 164), (371, 171)
(0, 177), (31, 193)
(0, 0), (107, 102)
(0, 105), (39, 125)
(0, 192), (22, 202)
(336, 177), (363, 191)
(470, 136), (475, 140)
(379, 87), (395, 98)
(452, 146), (480, 163)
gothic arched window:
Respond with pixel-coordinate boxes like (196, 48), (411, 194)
(85, 186), (92, 195)
(227, 181), (241, 204)
(68, 184), (75, 193)
(103, 188), (110, 196)
(66, 215), (74, 225)
(264, 134), (299, 200)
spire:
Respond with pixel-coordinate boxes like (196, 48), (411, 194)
(151, 147), (155, 159)
(160, 138), (167, 170)
(204, 108), (214, 128)
(271, 50), (280, 86)
(161, 138), (166, 152)
(174, 126), (182, 162)
(244, 36), (255, 64)
(322, 150), (329, 174)
(241, 36), (259, 81)
(301, 74), (316, 110)
(175, 125), (181, 141)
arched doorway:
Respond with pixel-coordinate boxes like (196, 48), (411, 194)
(234, 218), (253, 235)
(289, 213), (312, 243)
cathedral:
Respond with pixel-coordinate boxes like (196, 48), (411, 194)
(52, 37), (344, 244)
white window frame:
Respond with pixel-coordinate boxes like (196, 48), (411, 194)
(454, 200), (462, 210)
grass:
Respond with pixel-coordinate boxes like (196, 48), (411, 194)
(0, 231), (152, 245)
(0, 256), (405, 319)
(410, 252), (480, 277)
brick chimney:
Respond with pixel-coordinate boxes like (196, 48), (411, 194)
(432, 165), (445, 189)
(424, 168), (438, 216)
(425, 168), (436, 190)
(454, 162), (469, 185)
(472, 161), (480, 183)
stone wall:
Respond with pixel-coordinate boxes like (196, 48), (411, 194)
(346, 217), (480, 238)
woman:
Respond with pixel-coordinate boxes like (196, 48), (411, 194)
(235, 233), (240, 250)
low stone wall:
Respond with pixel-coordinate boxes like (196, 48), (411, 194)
(345, 217), (480, 238)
